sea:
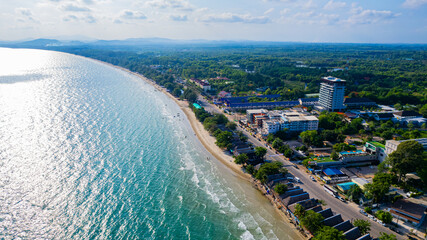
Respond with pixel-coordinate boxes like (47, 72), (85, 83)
(0, 48), (300, 240)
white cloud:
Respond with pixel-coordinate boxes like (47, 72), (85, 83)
(280, 8), (290, 15)
(119, 10), (147, 20)
(402, 0), (427, 8)
(302, 0), (317, 9)
(146, 0), (194, 11)
(63, 14), (97, 23)
(61, 3), (91, 12)
(262, 0), (296, 2)
(264, 8), (274, 14)
(323, 0), (346, 10)
(169, 14), (188, 21)
(347, 7), (400, 24)
(15, 8), (39, 23)
(200, 13), (270, 24)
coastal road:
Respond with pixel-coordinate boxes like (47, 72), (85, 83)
(196, 96), (403, 239)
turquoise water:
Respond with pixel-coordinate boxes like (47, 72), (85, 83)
(0, 48), (299, 240)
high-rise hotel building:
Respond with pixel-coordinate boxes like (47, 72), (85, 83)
(319, 76), (346, 112)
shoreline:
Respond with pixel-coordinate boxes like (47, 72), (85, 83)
(87, 57), (305, 239)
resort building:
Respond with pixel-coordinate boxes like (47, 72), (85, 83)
(385, 138), (427, 155)
(260, 110), (319, 135)
(319, 76), (346, 112)
(191, 78), (211, 91)
(281, 111), (319, 132)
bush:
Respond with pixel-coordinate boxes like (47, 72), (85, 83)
(364, 207), (372, 214)
(274, 183), (288, 195)
(376, 210), (393, 224)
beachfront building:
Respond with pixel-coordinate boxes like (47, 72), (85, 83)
(319, 76), (346, 112)
(260, 110), (319, 135)
(281, 111), (319, 132)
(385, 138), (427, 155)
(191, 78), (211, 91)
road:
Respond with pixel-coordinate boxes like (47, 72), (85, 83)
(197, 96), (403, 239)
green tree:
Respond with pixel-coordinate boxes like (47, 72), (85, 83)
(254, 147), (267, 160)
(300, 210), (324, 233)
(333, 143), (356, 152)
(234, 154), (249, 165)
(331, 150), (339, 160)
(182, 88), (198, 103)
(272, 138), (284, 149)
(274, 183), (288, 195)
(294, 204), (306, 218)
(226, 121), (237, 130)
(375, 210), (393, 224)
(419, 104), (427, 118)
(266, 134), (275, 143)
(172, 88), (182, 97)
(216, 131), (233, 149)
(378, 232), (397, 240)
(364, 173), (393, 202)
(255, 162), (283, 183)
(347, 184), (362, 202)
(245, 164), (255, 175)
(353, 219), (371, 235)
(387, 140), (425, 182)
(300, 130), (322, 147)
(313, 226), (345, 240)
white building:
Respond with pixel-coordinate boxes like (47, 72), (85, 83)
(318, 76), (346, 112)
(385, 138), (427, 155)
(261, 111), (319, 135)
(281, 112), (319, 132)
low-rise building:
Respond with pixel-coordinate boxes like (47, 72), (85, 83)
(298, 98), (319, 106)
(344, 97), (377, 109)
(339, 150), (377, 166)
(373, 112), (394, 121)
(281, 112), (319, 132)
(364, 141), (387, 162)
(388, 199), (427, 227)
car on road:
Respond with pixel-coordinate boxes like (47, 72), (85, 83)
(310, 176), (316, 181)
(337, 196), (346, 202)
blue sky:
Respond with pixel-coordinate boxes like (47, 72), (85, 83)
(1, 0), (426, 43)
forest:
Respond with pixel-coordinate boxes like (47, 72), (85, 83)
(53, 43), (426, 112)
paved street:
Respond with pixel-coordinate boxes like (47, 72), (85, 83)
(197, 96), (403, 239)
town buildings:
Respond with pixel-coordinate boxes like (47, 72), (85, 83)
(259, 110), (319, 135)
(319, 76), (346, 112)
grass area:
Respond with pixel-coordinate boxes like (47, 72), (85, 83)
(368, 141), (385, 149)
(310, 157), (335, 163)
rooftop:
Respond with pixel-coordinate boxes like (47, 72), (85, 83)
(344, 97), (376, 104)
(390, 199), (427, 220)
(322, 76), (346, 82)
(394, 110), (422, 117)
(367, 141), (385, 149)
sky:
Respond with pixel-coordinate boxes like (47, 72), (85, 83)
(0, 0), (426, 43)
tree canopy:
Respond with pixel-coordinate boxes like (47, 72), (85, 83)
(387, 140), (425, 182)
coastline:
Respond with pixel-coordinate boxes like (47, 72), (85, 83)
(87, 57), (305, 239)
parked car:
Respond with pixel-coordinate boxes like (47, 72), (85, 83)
(337, 196), (346, 202)
(310, 176), (316, 181)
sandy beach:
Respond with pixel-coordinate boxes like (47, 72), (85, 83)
(95, 60), (252, 180)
